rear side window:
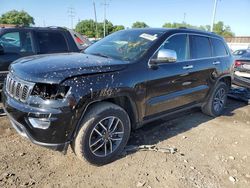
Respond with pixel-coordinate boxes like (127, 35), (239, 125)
(211, 38), (228, 56)
(160, 34), (188, 61)
(190, 35), (212, 59)
(36, 32), (68, 54)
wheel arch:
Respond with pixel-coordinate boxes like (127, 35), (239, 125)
(71, 95), (139, 141)
(216, 75), (232, 88)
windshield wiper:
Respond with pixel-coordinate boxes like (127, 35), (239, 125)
(89, 53), (110, 58)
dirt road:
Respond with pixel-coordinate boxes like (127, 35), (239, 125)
(0, 99), (250, 188)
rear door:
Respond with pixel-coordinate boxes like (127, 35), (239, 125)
(34, 31), (69, 54)
(210, 37), (231, 71)
(189, 35), (223, 101)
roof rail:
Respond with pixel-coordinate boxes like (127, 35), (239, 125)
(178, 27), (187, 29)
(47, 26), (68, 30)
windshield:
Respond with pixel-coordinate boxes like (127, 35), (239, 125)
(84, 30), (165, 61)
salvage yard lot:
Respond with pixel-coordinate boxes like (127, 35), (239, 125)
(0, 99), (250, 188)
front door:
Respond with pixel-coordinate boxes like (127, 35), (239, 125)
(144, 33), (212, 118)
(0, 31), (35, 83)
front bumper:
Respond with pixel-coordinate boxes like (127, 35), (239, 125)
(3, 106), (70, 151)
(2, 88), (79, 152)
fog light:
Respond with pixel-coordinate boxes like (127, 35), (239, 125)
(28, 117), (51, 129)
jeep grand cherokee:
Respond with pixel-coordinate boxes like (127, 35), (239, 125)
(2, 28), (234, 165)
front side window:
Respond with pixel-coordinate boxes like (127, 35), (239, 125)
(190, 35), (212, 59)
(0, 31), (33, 54)
(159, 34), (188, 61)
(36, 32), (68, 54)
(211, 38), (228, 56)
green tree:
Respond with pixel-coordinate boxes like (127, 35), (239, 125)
(212, 21), (234, 37)
(96, 20), (114, 37)
(0, 10), (34, 26)
(112, 25), (125, 32)
(132, 21), (149, 28)
(75, 19), (96, 38)
(163, 21), (234, 37)
(163, 22), (200, 29)
(75, 19), (125, 38)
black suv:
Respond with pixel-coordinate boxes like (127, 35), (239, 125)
(2, 28), (234, 165)
(0, 26), (91, 91)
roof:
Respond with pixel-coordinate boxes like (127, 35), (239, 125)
(126, 27), (222, 39)
(0, 26), (69, 32)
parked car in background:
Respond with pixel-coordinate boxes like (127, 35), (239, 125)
(2, 28), (234, 165)
(88, 38), (102, 44)
(234, 52), (250, 89)
(0, 26), (90, 92)
(233, 49), (250, 58)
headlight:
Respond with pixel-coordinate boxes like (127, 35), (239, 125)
(31, 83), (70, 100)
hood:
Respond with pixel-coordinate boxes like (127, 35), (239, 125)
(10, 53), (127, 84)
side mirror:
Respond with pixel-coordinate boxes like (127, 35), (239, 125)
(0, 44), (4, 54)
(150, 49), (177, 66)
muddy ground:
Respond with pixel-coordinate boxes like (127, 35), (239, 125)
(0, 99), (250, 188)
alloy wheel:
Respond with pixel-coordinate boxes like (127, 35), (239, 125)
(89, 116), (124, 157)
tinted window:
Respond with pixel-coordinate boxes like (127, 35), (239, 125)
(160, 34), (188, 61)
(36, 32), (68, 54)
(211, 38), (227, 56)
(190, 35), (212, 59)
(0, 32), (33, 53)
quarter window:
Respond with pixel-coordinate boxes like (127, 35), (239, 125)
(160, 34), (188, 61)
(36, 32), (68, 54)
(211, 38), (228, 56)
(190, 35), (212, 59)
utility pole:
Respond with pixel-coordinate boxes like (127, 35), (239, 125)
(93, 1), (98, 38)
(102, 0), (109, 37)
(68, 7), (75, 29)
(183, 12), (186, 26)
(211, 0), (218, 32)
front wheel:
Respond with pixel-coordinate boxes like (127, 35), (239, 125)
(202, 82), (229, 117)
(72, 102), (131, 165)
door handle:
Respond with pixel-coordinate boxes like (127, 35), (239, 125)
(183, 65), (193, 70)
(213, 61), (221, 65)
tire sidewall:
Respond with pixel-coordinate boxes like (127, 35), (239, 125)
(210, 82), (228, 116)
(78, 105), (131, 165)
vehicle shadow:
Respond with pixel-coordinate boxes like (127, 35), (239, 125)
(121, 98), (247, 157)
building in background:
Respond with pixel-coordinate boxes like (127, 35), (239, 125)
(225, 36), (250, 52)
(0, 24), (17, 28)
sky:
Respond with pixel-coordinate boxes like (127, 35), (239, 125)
(0, 0), (249, 36)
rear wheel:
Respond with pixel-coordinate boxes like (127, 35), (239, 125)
(72, 102), (131, 165)
(202, 82), (229, 117)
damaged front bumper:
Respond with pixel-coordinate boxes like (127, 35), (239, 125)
(2, 87), (79, 152)
(3, 107), (70, 151)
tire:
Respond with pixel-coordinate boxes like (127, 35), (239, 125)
(202, 82), (229, 117)
(72, 102), (131, 165)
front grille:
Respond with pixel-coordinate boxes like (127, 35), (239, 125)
(5, 74), (35, 103)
